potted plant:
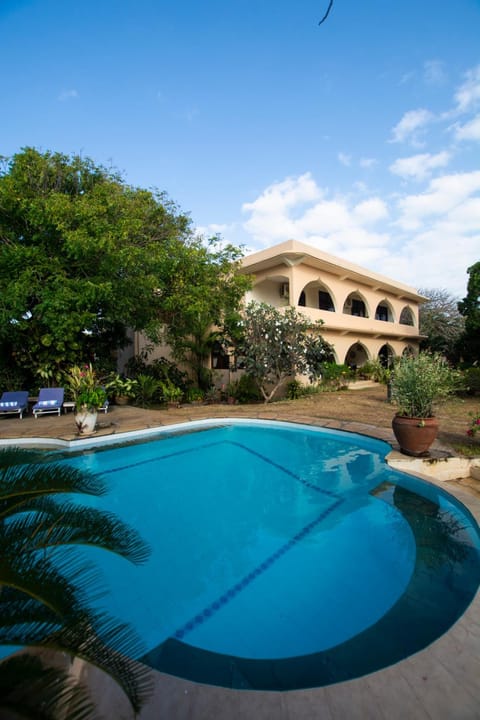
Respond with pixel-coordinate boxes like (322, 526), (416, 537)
(105, 375), (138, 405)
(65, 364), (107, 435)
(160, 380), (183, 408)
(390, 352), (457, 456)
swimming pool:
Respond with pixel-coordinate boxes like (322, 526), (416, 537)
(58, 420), (480, 690)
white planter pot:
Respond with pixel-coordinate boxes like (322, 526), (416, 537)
(75, 409), (98, 435)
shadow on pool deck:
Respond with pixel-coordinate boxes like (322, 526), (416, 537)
(2, 395), (480, 719)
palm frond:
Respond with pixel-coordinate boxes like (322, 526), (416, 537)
(31, 611), (153, 715)
(0, 552), (100, 619)
(0, 458), (107, 520)
(1, 498), (150, 564)
(0, 654), (97, 720)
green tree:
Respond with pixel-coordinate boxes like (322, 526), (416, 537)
(0, 448), (152, 719)
(236, 302), (334, 402)
(0, 147), (191, 387)
(418, 287), (465, 361)
(158, 238), (251, 390)
(458, 262), (480, 364)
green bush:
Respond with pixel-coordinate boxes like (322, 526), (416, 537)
(233, 374), (263, 404)
(135, 374), (161, 407)
(463, 367), (480, 396)
(390, 352), (457, 418)
(320, 363), (352, 390)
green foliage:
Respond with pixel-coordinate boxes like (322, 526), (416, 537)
(126, 354), (189, 393)
(159, 238), (251, 388)
(390, 352), (458, 418)
(320, 363), (352, 390)
(463, 367), (480, 396)
(359, 359), (391, 384)
(64, 363), (106, 410)
(0, 447), (152, 718)
(159, 379), (183, 403)
(0, 147), (192, 384)
(286, 379), (302, 399)
(235, 374), (263, 403)
(134, 374), (161, 407)
(458, 262), (480, 364)
(186, 387), (205, 403)
(104, 374), (138, 398)
(235, 302), (329, 403)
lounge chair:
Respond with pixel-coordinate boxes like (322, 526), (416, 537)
(99, 388), (109, 414)
(0, 391), (29, 419)
(33, 388), (64, 418)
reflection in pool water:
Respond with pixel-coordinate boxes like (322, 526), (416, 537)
(57, 421), (480, 690)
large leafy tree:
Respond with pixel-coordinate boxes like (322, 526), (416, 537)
(236, 302), (334, 403)
(418, 287), (465, 362)
(158, 238), (251, 389)
(458, 262), (480, 364)
(0, 148), (191, 387)
(0, 448), (152, 719)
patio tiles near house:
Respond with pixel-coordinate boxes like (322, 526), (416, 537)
(1, 399), (480, 719)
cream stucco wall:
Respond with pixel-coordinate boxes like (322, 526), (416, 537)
(240, 239), (424, 367)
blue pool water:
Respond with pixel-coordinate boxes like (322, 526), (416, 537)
(54, 422), (480, 689)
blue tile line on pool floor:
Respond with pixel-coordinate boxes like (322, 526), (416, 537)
(101, 439), (341, 499)
(99, 436), (345, 643)
(173, 497), (343, 642)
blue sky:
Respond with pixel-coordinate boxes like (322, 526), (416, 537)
(2, 0), (480, 297)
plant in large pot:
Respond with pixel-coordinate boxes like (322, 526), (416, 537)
(66, 364), (107, 435)
(105, 374), (138, 405)
(390, 352), (457, 456)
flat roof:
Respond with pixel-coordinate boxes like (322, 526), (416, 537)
(240, 239), (427, 302)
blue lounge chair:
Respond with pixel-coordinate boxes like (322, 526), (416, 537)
(0, 391), (29, 419)
(33, 388), (64, 418)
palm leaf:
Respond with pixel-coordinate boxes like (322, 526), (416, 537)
(0, 654), (97, 720)
(1, 497), (150, 564)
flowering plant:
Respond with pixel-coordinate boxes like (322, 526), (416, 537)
(65, 364), (106, 412)
(467, 413), (480, 438)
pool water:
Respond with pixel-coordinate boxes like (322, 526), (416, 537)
(60, 422), (480, 690)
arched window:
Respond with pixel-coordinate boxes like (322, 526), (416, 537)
(399, 307), (415, 326)
(318, 290), (335, 311)
(298, 291), (306, 306)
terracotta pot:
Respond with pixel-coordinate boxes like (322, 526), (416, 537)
(115, 395), (129, 406)
(392, 415), (439, 457)
(75, 409), (98, 435)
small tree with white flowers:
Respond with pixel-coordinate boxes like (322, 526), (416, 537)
(235, 302), (334, 403)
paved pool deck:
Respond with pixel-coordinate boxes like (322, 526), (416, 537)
(1, 402), (480, 719)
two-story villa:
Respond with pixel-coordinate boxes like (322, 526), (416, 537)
(238, 239), (425, 369)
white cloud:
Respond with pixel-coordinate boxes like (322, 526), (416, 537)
(240, 166), (480, 297)
(396, 170), (480, 229)
(360, 157), (377, 169)
(389, 108), (434, 146)
(389, 151), (451, 181)
(58, 89), (78, 101)
(353, 198), (389, 224)
(454, 113), (480, 142)
(453, 64), (480, 113)
(338, 152), (351, 167)
(242, 173), (322, 244)
(423, 60), (447, 86)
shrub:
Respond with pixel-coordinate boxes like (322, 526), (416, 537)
(390, 352), (457, 418)
(233, 374), (263, 404)
(320, 363), (352, 390)
(463, 367), (480, 396)
(135, 374), (161, 407)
